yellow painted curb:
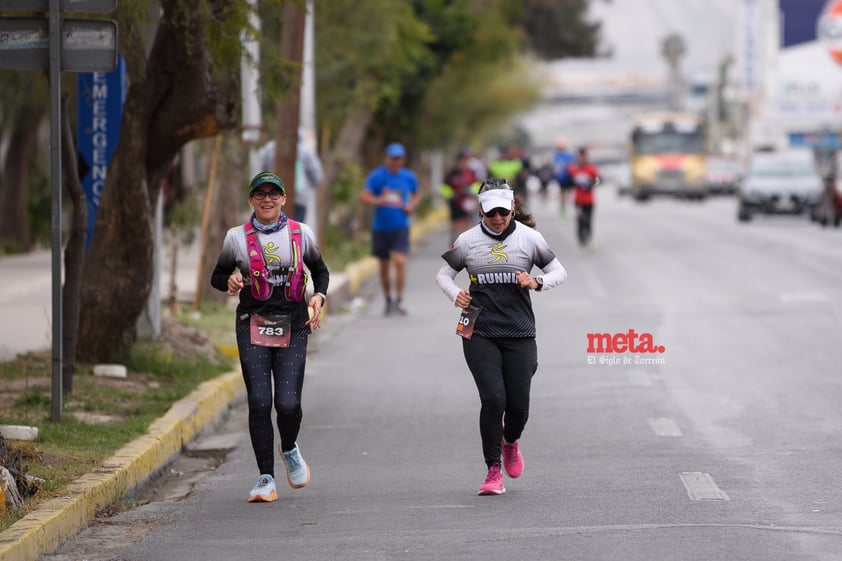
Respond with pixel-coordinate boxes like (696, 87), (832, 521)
(0, 371), (245, 561)
(345, 257), (379, 295)
(218, 345), (240, 359)
(411, 206), (448, 242)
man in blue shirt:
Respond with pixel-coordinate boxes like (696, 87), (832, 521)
(359, 142), (420, 316)
(553, 137), (576, 218)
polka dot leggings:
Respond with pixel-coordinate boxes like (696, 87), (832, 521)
(236, 316), (309, 477)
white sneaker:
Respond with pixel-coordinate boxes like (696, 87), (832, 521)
(281, 443), (311, 489)
(248, 474), (277, 502)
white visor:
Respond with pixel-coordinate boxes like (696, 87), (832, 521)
(478, 188), (514, 213)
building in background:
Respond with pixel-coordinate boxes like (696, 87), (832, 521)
(746, 0), (842, 171)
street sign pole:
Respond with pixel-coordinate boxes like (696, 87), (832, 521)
(0, 0), (118, 422)
(49, 0), (63, 422)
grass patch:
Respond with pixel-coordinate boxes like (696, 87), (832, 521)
(177, 300), (237, 352)
(0, 305), (236, 532)
(0, 352), (52, 381)
(322, 224), (371, 272)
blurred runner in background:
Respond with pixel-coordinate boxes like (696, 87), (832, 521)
(490, 145), (531, 207)
(359, 142), (421, 316)
(259, 131), (323, 223)
(566, 146), (600, 249)
(553, 138), (576, 219)
(440, 147), (480, 242)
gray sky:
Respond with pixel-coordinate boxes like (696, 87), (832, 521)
(516, 0), (742, 148)
(588, 0), (738, 75)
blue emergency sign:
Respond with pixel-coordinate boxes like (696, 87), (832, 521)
(77, 56), (125, 249)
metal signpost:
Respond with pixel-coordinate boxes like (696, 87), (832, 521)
(0, 0), (117, 421)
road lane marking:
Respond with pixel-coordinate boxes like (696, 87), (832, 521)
(625, 370), (653, 387)
(647, 417), (683, 437)
(680, 472), (729, 501)
(359, 523), (842, 538)
(406, 505), (474, 509)
(779, 291), (829, 304)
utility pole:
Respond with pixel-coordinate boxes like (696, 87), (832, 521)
(241, 0), (262, 176)
(708, 81), (720, 154)
(300, 0), (317, 234)
(273, 1), (306, 212)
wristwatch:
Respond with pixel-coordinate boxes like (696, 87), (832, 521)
(533, 277), (543, 291)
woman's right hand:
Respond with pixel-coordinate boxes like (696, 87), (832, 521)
(227, 273), (244, 295)
(455, 289), (472, 309)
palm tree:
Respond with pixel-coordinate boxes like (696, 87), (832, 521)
(661, 33), (687, 110)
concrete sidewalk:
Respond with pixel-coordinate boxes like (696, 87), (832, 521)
(0, 209), (447, 561)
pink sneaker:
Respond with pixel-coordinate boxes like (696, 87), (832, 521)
(502, 440), (523, 478)
(478, 465), (506, 495)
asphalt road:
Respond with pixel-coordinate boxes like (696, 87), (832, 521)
(0, 251), (54, 361)
(0, 229), (200, 362)
(39, 187), (842, 561)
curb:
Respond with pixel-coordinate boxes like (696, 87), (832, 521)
(0, 372), (245, 561)
(0, 206), (447, 561)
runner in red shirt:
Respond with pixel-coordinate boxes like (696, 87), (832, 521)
(566, 147), (600, 249)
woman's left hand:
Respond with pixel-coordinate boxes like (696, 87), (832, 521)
(455, 289), (472, 309)
(516, 271), (537, 290)
(306, 295), (323, 330)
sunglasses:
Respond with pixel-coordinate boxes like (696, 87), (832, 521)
(252, 189), (284, 200)
(484, 207), (511, 217)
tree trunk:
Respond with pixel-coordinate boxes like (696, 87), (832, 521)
(273, 0), (306, 213)
(321, 104), (373, 194)
(200, 133), (245, 305)
(321, 104), (373, 240)
(77, 0), (238, 362)
(0, 109), (42, 252)
(60, 93), (86, 395)
(77, 91), (154, 361)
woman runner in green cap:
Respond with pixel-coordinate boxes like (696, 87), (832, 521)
(211, 171), (330, 502)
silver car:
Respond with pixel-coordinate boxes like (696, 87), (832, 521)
(737, 149), (823, 222)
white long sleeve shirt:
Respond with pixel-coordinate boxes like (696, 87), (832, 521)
(436, 220), (566, 338)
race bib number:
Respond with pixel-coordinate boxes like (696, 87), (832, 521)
(383, 190), (403, 206)
(456, 305), (482, 339)
(250, 312), (291, 348)
(574, 173), (592, 188)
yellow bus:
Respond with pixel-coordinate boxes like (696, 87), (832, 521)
(629, 112), (707, 201)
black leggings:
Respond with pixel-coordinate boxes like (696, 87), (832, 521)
(462, 335), (538, 467)
(236, 316), (309, 477)
(576, 203), (594, 246)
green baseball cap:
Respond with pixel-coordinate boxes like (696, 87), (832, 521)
(248, 171), (286, 194)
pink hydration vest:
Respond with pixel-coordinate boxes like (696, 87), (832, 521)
(243, 219), (307, 302)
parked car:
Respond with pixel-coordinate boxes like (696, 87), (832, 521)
(704, 156), (743, 195)
(598, 160), (632, 196)
(737, 149), (823, 222)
